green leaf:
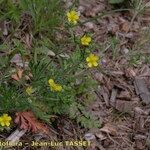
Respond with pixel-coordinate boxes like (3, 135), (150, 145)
(109, 0), (124, 4)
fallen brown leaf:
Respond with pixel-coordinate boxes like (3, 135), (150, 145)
(11, 68), (32, 81)
(11, 69), (23, 81)
(95, 131), (107, 141)
(121, 22), (130, 32)
(100, 123), (117, 136)
(15, 111), (49, 134)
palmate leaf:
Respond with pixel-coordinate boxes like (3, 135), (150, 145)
(69, 102), (101, 128)
(109, 0), (124, 4)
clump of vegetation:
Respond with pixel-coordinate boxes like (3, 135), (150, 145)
(0, 0), (101, 131)
(108, 0), (125, 4)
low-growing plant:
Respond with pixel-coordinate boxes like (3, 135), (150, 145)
(0, 1), (101, 130)
(108, 0), (125, 4)
(108, 36), (120, 60)
(0, 0), (63, 35)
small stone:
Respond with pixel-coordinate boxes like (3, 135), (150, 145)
(10, 54), (29, 68)
(124, 33), (134, 39)
(84, 22), (94, 29)
(47, 50), (55, 56)
(121, 48), (129, 54)
(59, 53), (70, 58)
(84, 133), (96, 141)
(78, 6), (85, 13)
(101, 59), (107, 66)
(100, 123), (117, 136)
(95, 132), (107, 141)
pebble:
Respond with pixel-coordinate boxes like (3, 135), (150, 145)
(84, 133), (96, 141)
(84, 22), (94, 30)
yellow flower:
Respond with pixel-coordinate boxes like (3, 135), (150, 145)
(48, 79), (62, 92)
(67, 10), (79, 25)
(26, 86), (33, 95)
(86, 54), (99, 68)
(81, 35), (92, 46)
(0, 114), (12, 127)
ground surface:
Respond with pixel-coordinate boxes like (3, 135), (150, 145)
(55, 0), (150, 149)
(0, 0), (150, 150)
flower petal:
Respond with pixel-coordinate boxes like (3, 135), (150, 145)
(67, 10), (79, 24)
(93, 62), (98, 67)
(88, 63), (92, 68)
(67, 12), (70, 17)
(73, 20), (77, 25)
(86, 57), (90, 62)
(6, 122), (10, 127)
(56, 85), (62, 91)
(3, 114), (8, 117)
(0, 122), (5, 127)
(7, 116), (12, 121)
(0, 117), (2, 122)
(48, 79), (54, 85)
(95, 56), (99, 61)
(87, 37), (91, 42)
(89, 54), (94, 58)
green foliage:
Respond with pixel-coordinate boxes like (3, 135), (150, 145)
(128, 52), (150, 67)
(20, 0), (63, 34)
(0, 125), (10, 132)
(0, 0), (20, 22)
(0, 1), (101, 129)
(0, 56), (9, 69)
(0, 84), (30, 112)
(129, 53), (142, 66)
(0, 49), (100, 128)
(0, 0), (63, 34)
(108, 36), (120, 60)
(108, 0), (125, 4)
(70, 102), (100, 128)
